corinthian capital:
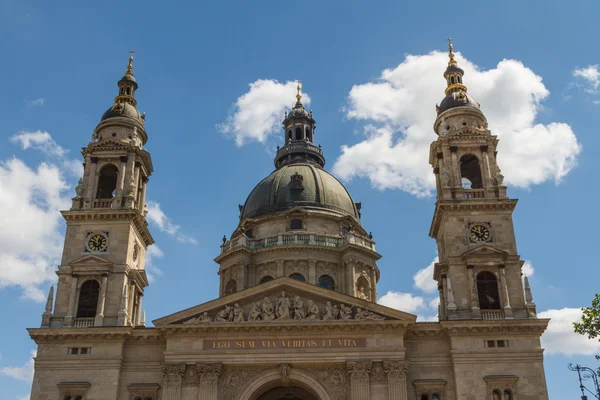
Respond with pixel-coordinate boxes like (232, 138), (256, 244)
(197, 363), (223, 385)
(347, 361), (372, 384)
(163, 363), (185, 385)
(383, 360), (409, 381)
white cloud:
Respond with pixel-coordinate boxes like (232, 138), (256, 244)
(378, 291), (425, 313)
(0, 157), (70, 301)
(428, 297), (439, 311)
(333, 51), (581, 196)
(17, 395), (30, 400)
(145, 245), (164, 284)
(413, 256), (438, 293)
(25, 98), (45, 107)
(573, 65), (600, 93)
(522, 260), (534, 276)
(146, 201), (197, 245)
(10, 131), (66, 158)
(0, 350), (35, 382)
(539, 308), (600, 356)
(218, 79), (311, 146)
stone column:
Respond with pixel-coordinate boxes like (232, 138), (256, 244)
(308, 260), (316, 285)
(132, 162), (141, 203)
(163, 364), (185, 400)
(346, 260), (356, 296)
(85, 158), (98, 200)
(444, 274), (457, 318)
(437, 284), (446, 320)
(480, 145), (491, 185)
(124, 153), (136, 208)
(139, 176), (148, 211)
(115, 156), (127, 198)
(197, 363), (222, 400)
(450, 146), (460, 187)
(64, 275), (79, 326)
(499, 265), (513, 318)
(94, 275), (108, 326)
(370, 266), (377, 301)
(347, 361), (372, 400)
(383, 360), (409, 400)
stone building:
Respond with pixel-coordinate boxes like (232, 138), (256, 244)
(28, 44), (549, 400)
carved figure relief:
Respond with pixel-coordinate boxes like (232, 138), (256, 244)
(181, 294), (386, 324)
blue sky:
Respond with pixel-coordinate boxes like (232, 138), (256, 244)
(0, 1), (599, 398)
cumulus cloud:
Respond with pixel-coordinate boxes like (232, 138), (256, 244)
(539, 308), (600, 356)
(573, 65), (600, 93)
(413, 256), (438, 293)
(522, 260), (534, 276)
(333, 51), (581, 196)
(0, 350), (35, 382)
(11, 131), (66, 158)
(144, 245), (164, 283)
(218, 79), (311, 146)
(0, 157), (70, 301)
(146, 201), (197, 245)
(378, 291), (425, 313)
(25, 98), (45, 107)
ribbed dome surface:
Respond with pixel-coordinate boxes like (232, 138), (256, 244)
(438, 91), (481, 114)
(241, 163), (359, 220)
(101, 102), (142, 122)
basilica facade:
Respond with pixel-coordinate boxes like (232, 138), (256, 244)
(28, 44), (550, 400)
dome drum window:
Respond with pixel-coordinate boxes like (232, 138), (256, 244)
(290, 219), (303, 230)
(289, 273), (305, 282)
(317, 275), (334, 290)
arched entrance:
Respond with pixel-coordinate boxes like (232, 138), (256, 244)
(257, 386), (318, 400)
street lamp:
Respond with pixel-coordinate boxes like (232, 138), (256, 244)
(568, 363), (600, 400)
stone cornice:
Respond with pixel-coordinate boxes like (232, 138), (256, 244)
(405, 322), (447, 340)
(61, 209), (154, 247)
(158, 319), (411, 337)
(429, 200), (518, 239)
(441, 319), (549, 336)
(83, 139), (153, 175)
(28, 327), (134, 343)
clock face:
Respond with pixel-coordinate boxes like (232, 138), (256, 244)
(470, 224), (490, 242)
(87, 233), (108, 252)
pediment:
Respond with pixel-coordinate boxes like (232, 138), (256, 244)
(461, 244), (508, 260)
(153, 277), (416, 327)
(69, 254), (113, 266)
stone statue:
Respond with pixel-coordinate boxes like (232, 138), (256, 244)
(306, 300), (320, 320)
(339, 304), (353, 320)
(495, 165), (505, 186)
(199, 312), (212, 322)
(364, 310), (384, 320)
(293, 296), (306, 320)
(90, 131), (98, 142)
(75, 178), (85, 198)
(262, 297), (275, 321)
(440, 169), (451, 188)
(354, 307), (367, 321)
(332, 305), (340, 320)
(249, 302), (262, 321)
(215, 305), (232, 322)
(233, 303), (245, 322)
(276, 291), (291, 320)
(323, 301), (335, 321)
(357, 286), (369, 301)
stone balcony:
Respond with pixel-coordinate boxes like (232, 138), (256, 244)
(220, 232), (376, 254)
(72, 317), (95, 328)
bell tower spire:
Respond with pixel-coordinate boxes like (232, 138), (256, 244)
(48, 53), (154, 329)
(429, 40), (535, 321)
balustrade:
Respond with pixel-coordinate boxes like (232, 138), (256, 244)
(464, 189), (485, 199)
(481, 309), (505, 320)
(221, 232), (374, 253)
(72, 317), (95, 327)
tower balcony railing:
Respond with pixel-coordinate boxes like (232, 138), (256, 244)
(92, 198), (114, 209)
(481, 309), (505, 320)
(72, 317), (95, 328)
(463, 189), (486, 199)
(220, 232), (376, 254)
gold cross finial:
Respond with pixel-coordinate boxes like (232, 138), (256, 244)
(127, 49), (135, 73)
(446, 37), (457, 66)
(296, 80), (302, 101)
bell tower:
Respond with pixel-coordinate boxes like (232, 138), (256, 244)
(429, 41), (537, 321)
(44, 54), (154, 329)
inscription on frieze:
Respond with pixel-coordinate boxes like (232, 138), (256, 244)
(204, 337), (366, 350)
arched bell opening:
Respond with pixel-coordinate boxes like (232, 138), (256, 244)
(240, 369), (332, 400)
(459, 154), (483, 189)
(96, 164), (118, 199)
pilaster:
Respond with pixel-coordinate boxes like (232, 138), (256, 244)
(383, 360), (409, 400)
(163, 364), (185, 400)
(197, 363), (222, 400)
(347, 361), (372, 400)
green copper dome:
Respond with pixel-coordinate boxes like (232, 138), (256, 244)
(240, 163), (360, 220)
